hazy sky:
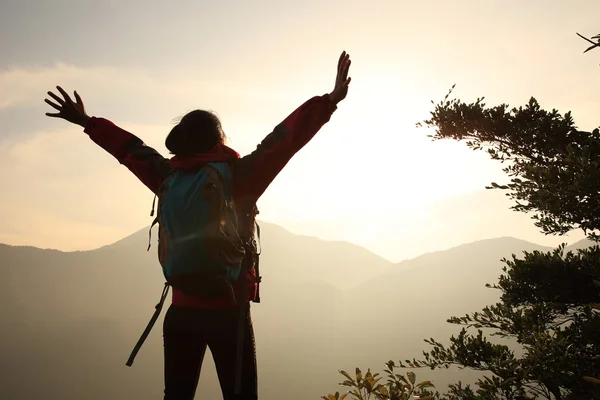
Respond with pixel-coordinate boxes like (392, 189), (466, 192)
(1, 0), (598, 261)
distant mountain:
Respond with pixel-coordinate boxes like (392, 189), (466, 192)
(566, 237), (598, 252)
(96, 221), (394, 290)
(329, 237), (552, 371)
(0, 227), (582, 400)
(0, 221), (392, 400)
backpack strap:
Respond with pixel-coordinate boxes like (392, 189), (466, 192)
(125, 282), (170, 367)
(147, 216), (159, 251)
(234, 247), (250, 395)
(234, 211), (261, 395)
(254, 220), (262, 302)
(146, 170), (177, 251)
(255, 220), (261, 255)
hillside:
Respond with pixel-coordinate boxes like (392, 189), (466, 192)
(0, 226), (586, 399)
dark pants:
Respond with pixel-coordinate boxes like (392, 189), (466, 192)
(163, 304), (258, 400)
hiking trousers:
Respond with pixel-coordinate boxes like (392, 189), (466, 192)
(163, 304), (258, 400)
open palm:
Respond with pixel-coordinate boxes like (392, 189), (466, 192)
(45, 86), (90, 127)
(329, 51), (352, 105)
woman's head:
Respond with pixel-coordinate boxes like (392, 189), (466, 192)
(165, 109), (226, 156)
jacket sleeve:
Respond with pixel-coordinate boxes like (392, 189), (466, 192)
(232, 94), (337, 201)
(84, 117), (171, 194)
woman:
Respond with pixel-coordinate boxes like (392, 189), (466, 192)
(44, 51), (351, 400)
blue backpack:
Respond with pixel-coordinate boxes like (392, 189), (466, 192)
(126, 162), (260, 371)
(154, 162), (249, 298)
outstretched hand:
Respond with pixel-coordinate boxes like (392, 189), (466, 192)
(45, 86), (90, 127)
(328, 51), (352, 105)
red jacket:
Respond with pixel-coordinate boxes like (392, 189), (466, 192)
(84, 94), (337, 308)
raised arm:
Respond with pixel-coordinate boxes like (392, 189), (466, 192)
(45, 86), (170, 194)
(232, 51), (352, 201)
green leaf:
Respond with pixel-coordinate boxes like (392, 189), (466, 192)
(364, 378), (372, 392)
(356, 367), (363, 383)
(407, 371), (416, 385)
(340, 394), (348, 400)
(417, 380), (434, 389)
(340, 370), (354, 383)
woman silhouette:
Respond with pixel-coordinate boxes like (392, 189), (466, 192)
(44, 51), (351, 400)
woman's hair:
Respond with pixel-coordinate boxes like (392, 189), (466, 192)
(165, 109), (226, 155)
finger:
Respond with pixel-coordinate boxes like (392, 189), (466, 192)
(45, 98), (63, 111)
(335, 56), (349, 88)
(337, 51), (346, 72)
(340, 54), (351, 79)
(340, 58), (351, 81)
(74, 90), (84, 105)
(56, 86), (74, 103)
(47, 91), (65, 105)
(45, 112), (62, 118)
(338, 52), (349, 77)
(339, 78), (351, 92)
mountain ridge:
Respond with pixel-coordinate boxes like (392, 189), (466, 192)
(1, 223), (597, 399)
(3, 222), (594, 264)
